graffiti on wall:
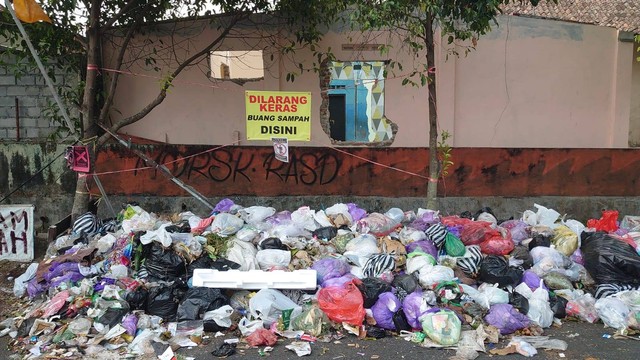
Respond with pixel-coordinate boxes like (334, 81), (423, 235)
(95, 145), (640, 197)
(0, 205), (34, 261)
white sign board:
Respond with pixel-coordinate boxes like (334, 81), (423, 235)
(0, 205), (35, 261)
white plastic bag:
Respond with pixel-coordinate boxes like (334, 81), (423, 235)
(398, 227), (427, 245)
(13, 263), (38, 297)
(461, 284), (509, 309)
(235, 227), (259, 242)
(211, 213), (244, 236)
(326, 203), (354, 225)
(140, 223), (172, 247)
(249, 289), (302, 326)
(290, 206), (318, 231)
(238, 317), (264, 336)
(595, 297), (630, 330)
(226, 239), (259, 271)
(515, 282), (554, 328)
(417, 265), (454, 288)
(406, 252), (436, 275)
(203, 305), (234, 328)
(239, 206), (276, 225)
(255, 249), (291, 270)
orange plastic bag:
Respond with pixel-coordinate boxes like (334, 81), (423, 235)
(587, 210), (619, 232)
(317, 280), (365, 326)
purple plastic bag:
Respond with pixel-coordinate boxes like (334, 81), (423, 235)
(405, 240), (438, 260)
(371, 292), (401, 330)
(27, 279), (46, 298)
(322, 273), (356, 288)
(501, 220), (530, 244)
(50, 271), (84, 288)
(409, 212), (439, 232)
(213, 198), (235, 213)
(570, 248), (584, 265)
(446, 225), (463, 238)
(347, 203), (367, 222)
(485, 303), (530, 335)
(94, 278), (117, 292)
(122, 313), (138, 336)
(522, 271), (548, 291)
(44, 262), (80, 282)
(265, 211), (292, 225)
(312, 258), (351, 284)
(402, 291), (428, 329)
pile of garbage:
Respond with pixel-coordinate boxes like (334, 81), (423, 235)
(4, 201), (640, 359)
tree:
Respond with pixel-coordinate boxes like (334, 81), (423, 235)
(342, 0), (553, 209)
(1, 0), (337, 219)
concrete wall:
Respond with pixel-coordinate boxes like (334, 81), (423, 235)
(0, 53), (78, 140)
(107, 15), (636, 148)
(629, 42), (640, 146)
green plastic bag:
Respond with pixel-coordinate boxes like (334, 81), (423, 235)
(331, 233), (354, 254)
(444, 233), (466, 257)
(420, 309), (461, 345)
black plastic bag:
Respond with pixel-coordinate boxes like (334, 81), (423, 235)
(509, 291), (529, 315)
(528, 234), (551, 250)
(357, 278), (392, 308)
(204, 320), (228, 333)
(460, 211), (473, 219)
(97, 304), (130, 328)
(581, 231), (640, 286)
(392, 274), (419, 295)
(211, 342), (236, 357)
(125, 287), (149, 310)
(146, 283), (187, 321)
(165, 220), (191, 233)
(259, 237), (287, 250)
(176, 287), (229, 321)
(186, 255), (240, 278)
(366, 327), (387, 339)
(549, 295), (568, 318)
(392, 309), (412, 332)
(478, 255), (523, 287)
(145, 243), (186, 281)
(313, 226), (338, 241)
(510, 246), (533, 269)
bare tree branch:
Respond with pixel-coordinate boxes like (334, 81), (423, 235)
(101, 0), (140, 31)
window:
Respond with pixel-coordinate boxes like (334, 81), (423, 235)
(210, 50), (264, 81)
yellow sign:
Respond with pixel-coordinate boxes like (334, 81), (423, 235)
(246, 91), (311, 141)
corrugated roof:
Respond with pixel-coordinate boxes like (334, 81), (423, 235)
(502, 0), (640, 33)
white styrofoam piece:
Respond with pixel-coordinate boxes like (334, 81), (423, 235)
(192, 269), (317, 290)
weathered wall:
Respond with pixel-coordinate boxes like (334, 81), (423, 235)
(0, 53), (78, 140)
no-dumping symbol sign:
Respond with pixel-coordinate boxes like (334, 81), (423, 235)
(272, 137), (289, 163)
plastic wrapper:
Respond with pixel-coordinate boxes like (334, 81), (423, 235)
(291, 305), (327, 337)
(250, 289), (302, 327)
(587, 210), (619, 232)
(177, 287), (228, 321)
(485, 303), (530, 335)
(371, 292), (401, 330)
(581, 231), (640, 286)
(552, 225), (579, 256)
(357, 278), (392, 308)
(246, 328), (278, 347)
(595, 297), (630, 330)
(478, 255), (523, 287)
(318, 280), (365, 325)
(420, 309), (461, 345)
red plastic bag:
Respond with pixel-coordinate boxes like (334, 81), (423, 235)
(317, 280), (365, 326)
(246, 328), (278, 347)
(460, 221), (500, 245)
(480, 231), (515, 256)
(586, 210), (619, 232)
(441, 216), (473, 228)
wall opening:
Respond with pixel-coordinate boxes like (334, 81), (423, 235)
(209, 50), (264, 82)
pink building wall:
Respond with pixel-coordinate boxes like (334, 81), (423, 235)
(109, 15), (636, 148)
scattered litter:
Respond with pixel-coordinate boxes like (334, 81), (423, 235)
(286, 341), (312, 356)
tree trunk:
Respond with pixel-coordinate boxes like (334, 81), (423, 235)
(71, 1), (101, 221)
(425, 17), (439, 210)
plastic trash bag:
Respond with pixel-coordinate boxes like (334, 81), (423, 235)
(485, 303), (530, 335)
(318, 280), (365, 325)
(552, 225), (579, 256)
(347, 203), (367, 222)
(238, 317), (264, 336)
(460, 284), (509, 309)
(398, 227), (427, 245)
(146, 283), (187, 321)
(246, 328), (278, 347)
(417, 265), (455, 288)
(509, 291), (530, 315)
(312, 258), (351, 284)
(14, 263), (38, 298)
(444, 233), (466, 257)
(393, 274), (419, 295)
(122, 314), (138, 336)
(581, 231), (640, 286)
(565, 292), (599, 323)
(460, 221), (499, 246)
(405, 240), (438, 260)
(312, 226), (338, 241)
(514, 282), (554, 328)
(255, 249), (291, 271)
(501, 220), (530, 244)
(543, 273), (573, 290)
(480, 231), (515, 256)
(226, 239), (259, 271)
(510, 246), (533, 269)
(371, 292), (401, 330)
(357, 213), (401, 237)
(420, 309), (461, 345)
(521, 271), (547, 291)
(249, 289), (302, 327)
(291, 305), (327, 336)
(406, 250), (436, 275)
(345, 234), (379, 256)
(145, 243), (186, 281)
(549, 295), (568, 318)
(203, 305), (234, 329)
(587, 210), (619, 232)
(478, 255), (523, 287)
(177, 287), (228, 321)
(357, 277), (393, 308)
(402, 291), (430, 329)
(595, 297), (630, 330)
(322, 273), (356, 288)
(363, 253), (395, 278)
(125, 287), (149, 310)
(239, 206), (276, 226)
(424, 223), (448, 249)
(209, 213), (244, 236)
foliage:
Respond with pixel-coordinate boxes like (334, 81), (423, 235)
(437, 130), (453, 177)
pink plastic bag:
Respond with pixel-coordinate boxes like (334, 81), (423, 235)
(246, 328), (278, 346)
(318, 280), (365, 326)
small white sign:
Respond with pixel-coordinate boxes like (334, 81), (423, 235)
(272, 137), (289, 163)
(0, 205), (35, 261)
